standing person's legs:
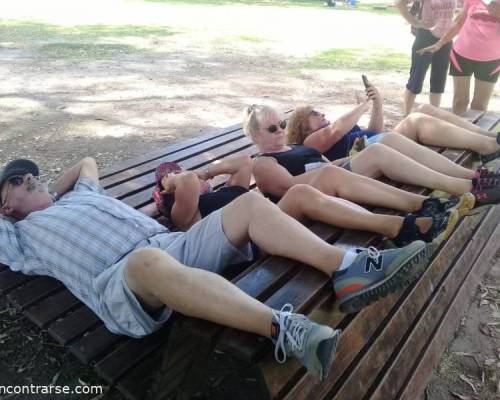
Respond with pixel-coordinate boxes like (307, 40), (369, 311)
(452, 76), (471, 115)
(349, 143), (473, 195)
(470, 79), (497, 112)
(405, 30), (433, 116)
(428, 41), (452, 108)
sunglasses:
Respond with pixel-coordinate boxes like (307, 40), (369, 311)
(1, 175), (28, 208)
(267, 120), (287, 133)
(309, 110), (322, 117)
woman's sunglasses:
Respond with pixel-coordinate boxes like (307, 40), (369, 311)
(309, 110), (322, 117)
(267, 120), (287, 133)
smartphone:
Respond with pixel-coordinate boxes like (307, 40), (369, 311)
(362, 74), (370, 89)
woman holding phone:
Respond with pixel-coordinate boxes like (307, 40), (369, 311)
(418, 0), (500, 114)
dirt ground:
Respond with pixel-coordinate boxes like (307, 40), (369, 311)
(0, 0), (499, 399)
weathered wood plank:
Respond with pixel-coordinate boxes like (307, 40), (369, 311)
(399, 206), (500, 400)
(48, 307), (101, 345)
(94, 325), (171, 384)
(99, 123), (243, 178)
(69, 325), (124, 364)
(0, 270), (34, 295)
(25, 289), (80, 328)
(7, 277), (62, 310)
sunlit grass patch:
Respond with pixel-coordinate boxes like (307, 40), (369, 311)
(0, 20), (174, 42)
(39, 43), (140, 58)
(304, 47), (410, 72)
(236, 35), (268, 43)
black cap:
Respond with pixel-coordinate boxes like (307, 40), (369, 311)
(0, 159), (39, 191)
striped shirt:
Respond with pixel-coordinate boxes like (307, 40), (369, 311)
(0, 177), (168, 316)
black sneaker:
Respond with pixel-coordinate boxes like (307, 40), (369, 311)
(416, 193), (475, 218)
(393, 211), (459, 247)
(472, 180), (500, 206)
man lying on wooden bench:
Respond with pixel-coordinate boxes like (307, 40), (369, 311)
(0, 157), (430, 382)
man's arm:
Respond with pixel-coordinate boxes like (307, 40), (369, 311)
(49, 157), (99, 197)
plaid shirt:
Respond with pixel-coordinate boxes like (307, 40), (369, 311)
(0, 177), (168, 315)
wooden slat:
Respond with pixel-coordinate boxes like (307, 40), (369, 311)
(0, 270), (34, 294)
(48, 307), (101, 345)
(99, 123), (244, 178)
(7, 277), (62, 310)
(25, 289), (81, 327)
(94, 326), (170, 383)
(331, 209), (493, 400)
(100, 128), (247, 188)
(398, 206), (500, 400)
(120, 143), (258, 209)
(116, 352), (163, 400)
(103, 135), (253, 198)
(69, 325), (124, 364)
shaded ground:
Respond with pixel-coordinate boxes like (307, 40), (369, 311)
(0, 1), (499, 399)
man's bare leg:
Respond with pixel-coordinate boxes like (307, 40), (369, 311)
(379, 132), (474, 179)
(277, 184), (432, 239)
(126, 248), (274, 337)
(414, 103), (496, 138)
(394, 112), (499, 155)
(307, 165), (427, 213)
(350, 144), (473, 196)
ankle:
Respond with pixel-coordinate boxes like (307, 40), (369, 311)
(415, 217), (433, 234)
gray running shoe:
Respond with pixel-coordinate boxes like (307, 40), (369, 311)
(272, 304), (341, 381)
(332, 241), (428, 314)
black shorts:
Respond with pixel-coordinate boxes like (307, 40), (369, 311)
(198, 186), (249, 218)
(406, 28), (452, 94)
(449, 48), (500, 83)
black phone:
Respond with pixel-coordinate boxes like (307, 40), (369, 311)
(362, 74), (369, 89)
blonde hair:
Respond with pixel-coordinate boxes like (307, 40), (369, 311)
(286, 105), (314, 144)
(242, 104), (277, 139)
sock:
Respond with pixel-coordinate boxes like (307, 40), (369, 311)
(338, 250), (358, 271)
(271, 322), (280, 340)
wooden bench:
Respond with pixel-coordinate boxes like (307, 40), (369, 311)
(0, 110), (498, 400)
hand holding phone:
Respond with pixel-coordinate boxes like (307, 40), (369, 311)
(362, 74), (370, 89)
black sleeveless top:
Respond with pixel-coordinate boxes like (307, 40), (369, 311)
(260, 145), (327, 176)
(198, 186), (249, 218)
(259, 145), (327, 202)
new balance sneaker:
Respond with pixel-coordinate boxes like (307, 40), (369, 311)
(472, 178), (500, 206)
(393, 210), (459, 247)
(332, 241), (428, 314)
(272, 304), (341, 381)
(416, 193), (475, 218)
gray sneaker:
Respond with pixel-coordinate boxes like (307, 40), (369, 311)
(272, 304), (341, 381)
(332, 241), (428, 314)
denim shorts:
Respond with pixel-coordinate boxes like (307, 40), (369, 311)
(94, 208), (253, 338)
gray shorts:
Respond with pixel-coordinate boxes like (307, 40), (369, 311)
(94, 209), (253, 338)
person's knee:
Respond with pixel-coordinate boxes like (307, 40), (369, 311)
(126, 248), (173, 284)
(378, 132), (402, 147)
(287, 184), (315, 201)
(414, 103), (433, 114)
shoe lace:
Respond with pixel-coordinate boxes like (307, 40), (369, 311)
(367, 246), (381, 260)
(274, 303), (308, 364)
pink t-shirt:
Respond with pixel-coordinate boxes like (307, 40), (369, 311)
(453, 0), (500, 61)
(421, 0), (457, 38)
